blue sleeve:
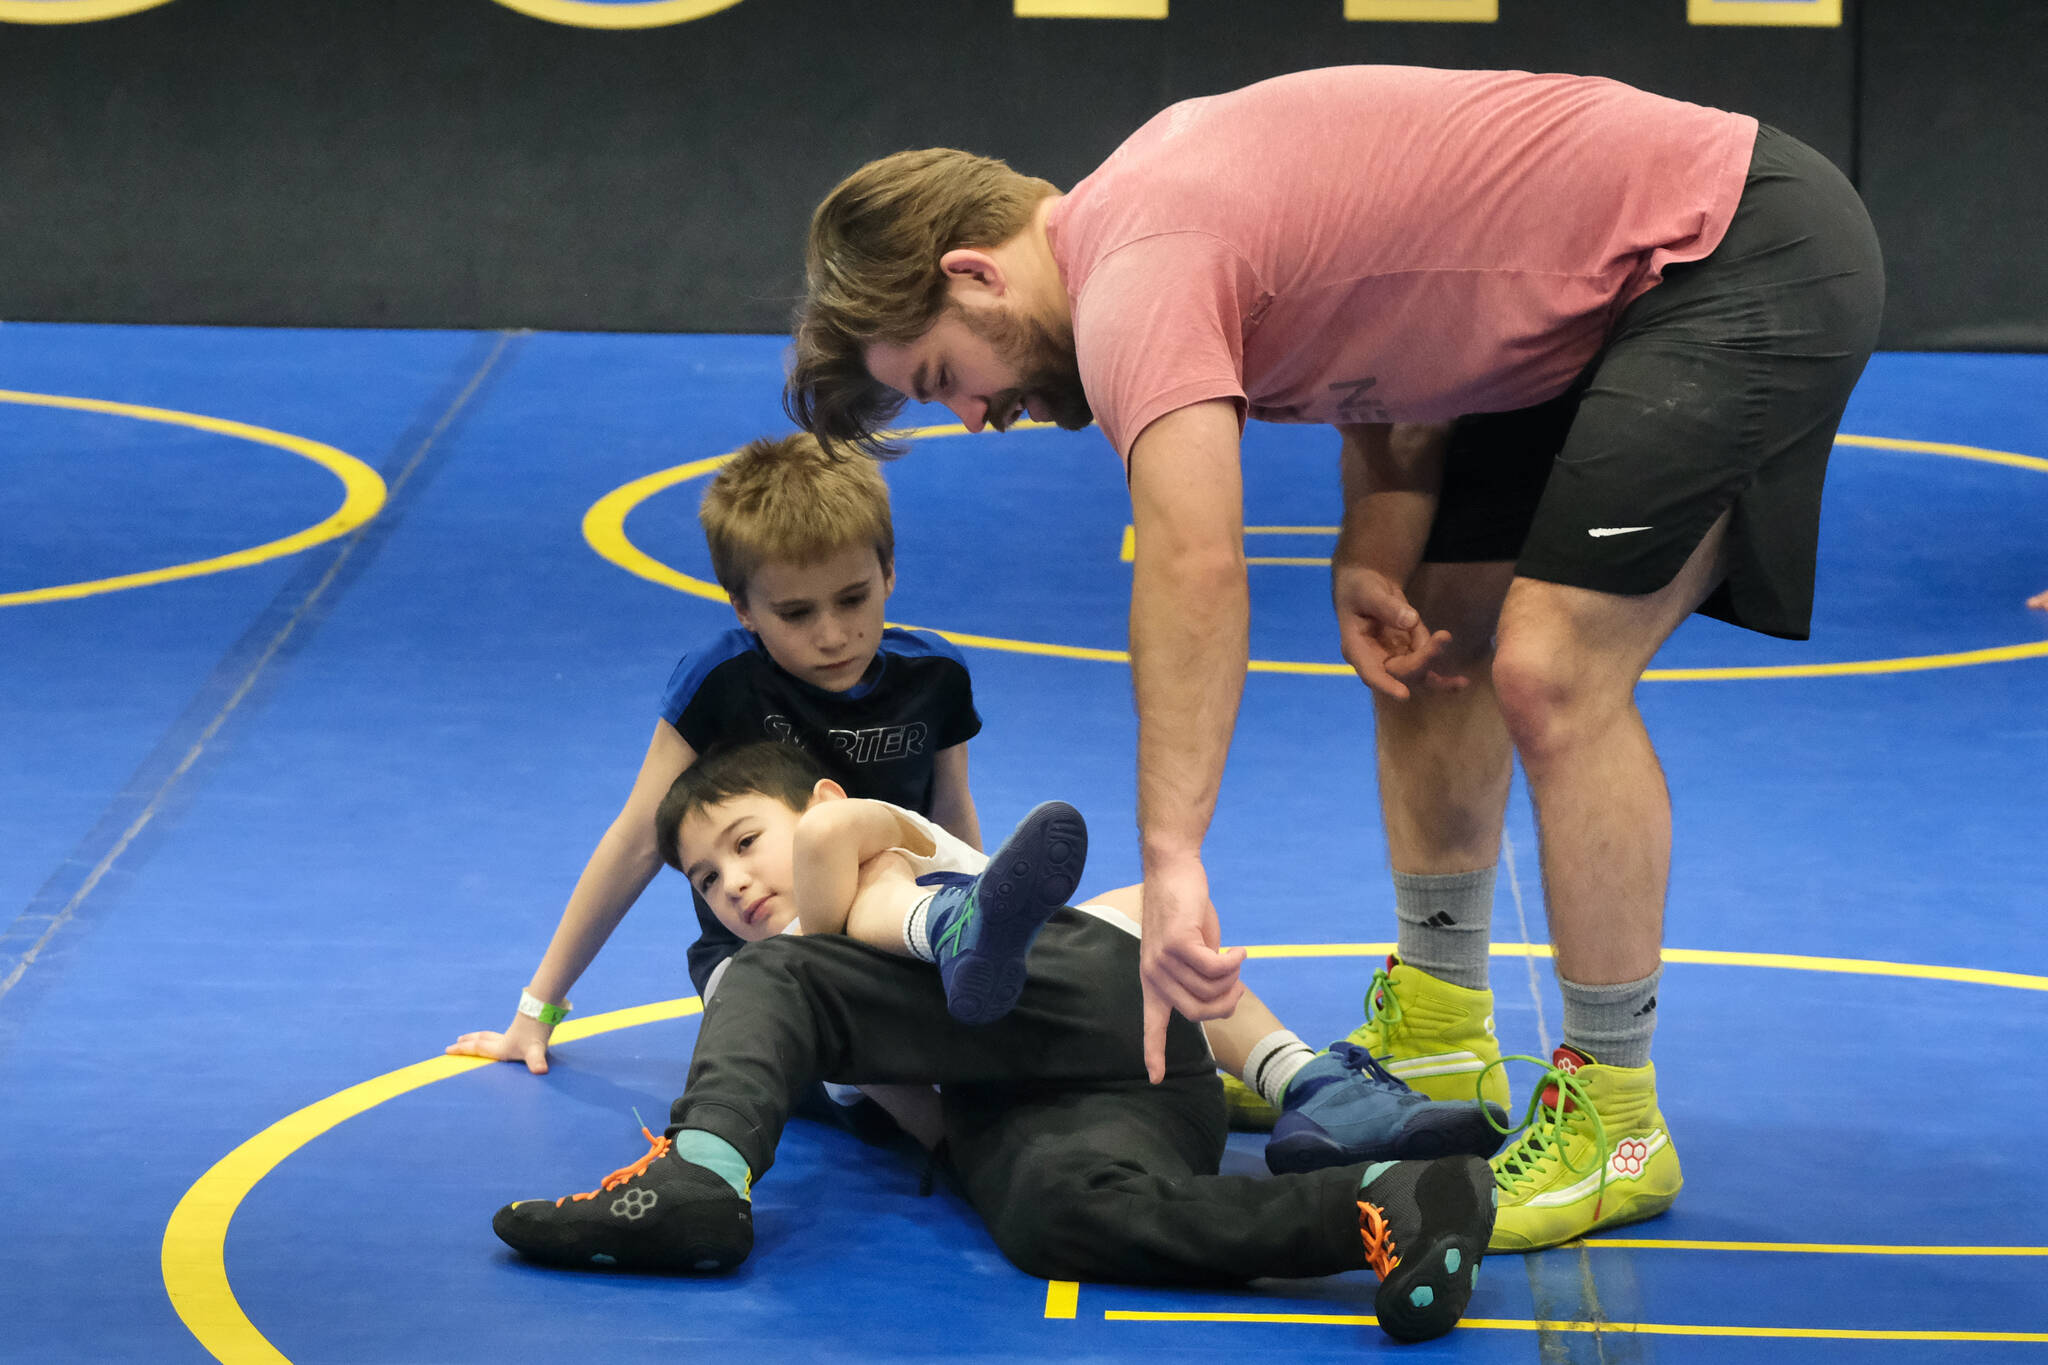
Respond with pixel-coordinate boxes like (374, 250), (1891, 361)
(659, 628), (756, 736)
(888, 629), (981, 748)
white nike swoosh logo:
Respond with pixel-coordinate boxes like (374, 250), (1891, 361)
(1587, 526), (1653, 537)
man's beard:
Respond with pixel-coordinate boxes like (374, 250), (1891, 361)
(958, 304), (1093, 431)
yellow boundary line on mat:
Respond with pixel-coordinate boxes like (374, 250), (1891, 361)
(162, 999), (701, 1365)
(583, 428), (2048, 681)
(1103, 1312), (2048, 1343)
(168, 948), (2048, 1361)
(0, 390), (386, 607)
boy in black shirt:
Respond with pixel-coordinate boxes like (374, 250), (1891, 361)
(450, 434), (980, 1073)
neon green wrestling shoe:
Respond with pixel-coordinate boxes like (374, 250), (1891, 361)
(1485, 1045), (1683, 1253)
(1346, 959), (1509, 1111)
(1221, 1071), (1281, 1131)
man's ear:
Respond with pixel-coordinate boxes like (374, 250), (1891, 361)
(807, 777), (849, 807)
(939, 248), (1007, 298)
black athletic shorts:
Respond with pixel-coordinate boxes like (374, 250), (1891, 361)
(1420, 124), (1886, 640)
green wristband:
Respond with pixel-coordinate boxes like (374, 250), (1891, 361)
(518, 989), (570, 1027)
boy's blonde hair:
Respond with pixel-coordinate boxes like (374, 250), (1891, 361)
(785, 148), (1058, 454)
(699, 434), (894, 605)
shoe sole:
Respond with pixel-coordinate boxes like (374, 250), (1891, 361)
(1373, 1156), (1496, 1344)
(946, 801), (1087, 1024)
(1487, 1183), (1681, 1254)
(492, 1162), (754, 1273)
(1266, 1101), (1507, 1173)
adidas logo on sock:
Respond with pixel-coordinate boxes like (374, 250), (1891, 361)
(1421, 911), (1458, 929)
(1633, 996), (1657, 1017)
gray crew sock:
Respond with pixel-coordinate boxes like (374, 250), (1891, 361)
(1391, 867), (1496, 991)
(1559, 967), (1663, 1070)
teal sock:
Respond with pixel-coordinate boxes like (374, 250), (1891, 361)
(671, 1129), (752, 1201)
(1359, 1160), (1399, 1194)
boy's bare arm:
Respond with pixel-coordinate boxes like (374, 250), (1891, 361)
(927, 742), (982, 851)
(791, 798), (932, 937)
(448, 720), (695, 1073)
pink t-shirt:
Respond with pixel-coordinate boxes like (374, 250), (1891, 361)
(1042, 66), (1758, 458)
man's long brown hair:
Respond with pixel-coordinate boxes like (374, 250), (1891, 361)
(786, 148), (1056, 455)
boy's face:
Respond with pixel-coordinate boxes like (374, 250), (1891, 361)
(676, 792), (806, 942)
(732, 543), (894, 692)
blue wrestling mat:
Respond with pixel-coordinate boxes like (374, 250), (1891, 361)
(2, 324), (2045, 1363)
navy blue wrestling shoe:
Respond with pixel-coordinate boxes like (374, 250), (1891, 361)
(1266, 1042), (1508, 1174)
(919, 800), (1088, 1024)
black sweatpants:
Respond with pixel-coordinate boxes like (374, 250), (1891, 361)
(669, 910), (1371, 1286)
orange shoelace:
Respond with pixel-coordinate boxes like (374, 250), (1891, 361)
(1358, 1200), (1401, 1279)
(557, 1127), (673, 1207)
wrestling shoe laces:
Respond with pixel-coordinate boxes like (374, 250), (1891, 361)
(915, 869), (978, 957)
(558, 1126), (674, 1208)
(1358, 1199), (1401, 1279)
(1360, 965), (1407, 1040)
(1483, 1050), (1613, 1218)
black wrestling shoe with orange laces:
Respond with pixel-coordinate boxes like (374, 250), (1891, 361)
(492, 1127), (753, 1273)
(1356, 1154), (1496, 1343)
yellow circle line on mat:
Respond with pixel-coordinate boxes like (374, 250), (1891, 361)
(1101, 1312), (2048, 1343)
(1245, 940), (2048, 993)
(0, 0), (174, 20)
(1579, 1238), (2048, 1256)
(0, 390), (386, 607)
(582, 428), (2048, 680)
(487, 0), (745, 28)
(162, 998), (702, 1364)
(167, 943), (2048, 1360)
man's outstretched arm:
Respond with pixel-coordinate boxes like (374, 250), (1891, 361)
(1127, 398), (1251, 1081)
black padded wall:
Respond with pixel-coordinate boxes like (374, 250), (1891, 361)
(1857, 1), (2048, 349)
(0, 0), (2032, 347)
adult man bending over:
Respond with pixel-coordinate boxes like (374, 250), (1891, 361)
(785, 65), (1884, 1250)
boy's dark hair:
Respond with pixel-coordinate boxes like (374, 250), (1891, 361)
(655, 740), (835, 872)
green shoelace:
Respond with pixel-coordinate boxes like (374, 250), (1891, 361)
(1480, 1054), (1614, 1213)
(1356, 966), (1405, 1039)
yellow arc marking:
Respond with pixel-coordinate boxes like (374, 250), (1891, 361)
(583, 428), (2048, 681)
(162, 998), (701, 1364)
(0, 390), (386, 607)
(0, 0), (175, 21)
(1104, 1312), (2048, 1342)
(1243, 940), (2048, 993)
(487, 0), (746, 29)
(168, 945), (2048, 1361)
(1580, 1238), (2048, 1256)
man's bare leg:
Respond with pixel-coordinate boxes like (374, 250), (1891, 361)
(1491, 512), (1731, 995)
(1355, 561), (1519, 1105)
(1374, 560), (1517, 877)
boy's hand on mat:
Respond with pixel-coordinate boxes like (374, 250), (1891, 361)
(1139, 858), (1246, 1084)
(446, 1016), (552, 1074)
(1334, 566), (1466, 700)
(2029, 588), (2048, 609)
